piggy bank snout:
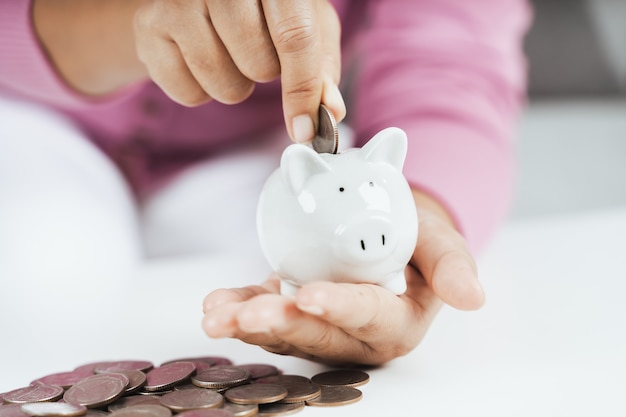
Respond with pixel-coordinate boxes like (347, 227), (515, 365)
(334, 215), (398, 264)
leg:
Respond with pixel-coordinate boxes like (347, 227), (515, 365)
(141, 129), (288, 259)
(0, 97), (142, 334)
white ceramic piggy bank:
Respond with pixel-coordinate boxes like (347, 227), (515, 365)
(256, 127), (418, 296)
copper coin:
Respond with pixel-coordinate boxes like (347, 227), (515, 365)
(175, 384), (227, 394)
(312, 104), (339, 154)
(176, 410), (234, 417)
(64, 373), (129, 408)
(108, 395), (162, 412)
(108, 404), (172, 417)
(162, 356), (227, 368)
(159, 388), (224, 412)
(236, 364), (279, 380)
(161, 360), (213, 373)
(83, 411), (109, 417)
(103, 370), (146, 394)
(137, 388), (174, 396)
(257, 402), (304, 417)
(144, 361), (196, 392)
(199, 357), (233, 366)
(20, 402), (87, 416)
(94, 360), (153, 374)
(224, 384), (287, 405)
(192, 366), (249, 389)
(220, 402), (258, 417)
(33, 371), (90, 389)
(277, 381), (321, 404)
(0, 404), (29, 417)
(310, 369), (369, 387)
(304, 385), (362, 407)
(2, 384), (64, 404)
(254, 375), (310, 385)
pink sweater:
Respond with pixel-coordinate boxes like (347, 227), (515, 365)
(0, 0), (531, 253)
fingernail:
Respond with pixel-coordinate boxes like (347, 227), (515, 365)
(297, 303), (324, 316)
(292, 115), (315, 144)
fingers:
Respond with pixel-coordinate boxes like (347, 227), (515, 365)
(135, 0), (255, 106)
(204, 293), (389, 365)
(202, 279), (280, 313)
(295, 279), (437, 351)
(412, 195), (485, 311)
(135, 19), (211, 106)
(262, 0), (343, 143)
(207, 0), (280, 82)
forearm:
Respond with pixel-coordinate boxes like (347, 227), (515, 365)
(32, 0), (148, 96)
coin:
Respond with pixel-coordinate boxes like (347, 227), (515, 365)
(101, 370), (146, 395)
(84, 411), (110, 417)
(312, 104), (338, 154)
(2, 384), (64, 404)
(108, 404), (172, 417)
(224, 384), (287, 405)
(191, 366), (250, 389)
(236, 364), (279, 380)
(220, 402), (258, 417)
(64, 373), (129, 408)
(257, 402), (304, 417)
(304, 385), (362, 407)
(159, 387), (224, 412)
(20, 402), (87, 417)
(310, 369), (369, 387)
(94, 360), (153, 374)
(254, 375), (310, 385)
(108, 395), (162, 412)
(277, 381), (321, 404)
(177, 410), (234, 417)
(161, 360), (212, 373)
(144, 361), (196, 392)
(162, 356), (230, 368)
(0, 404), (29, 417)
(32, 371), (91, 389)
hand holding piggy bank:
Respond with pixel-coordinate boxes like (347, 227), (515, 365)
(256, 127), (418, 296)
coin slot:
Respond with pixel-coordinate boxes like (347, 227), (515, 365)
(360, 240), (365, 251)
(382, 235), (385, 245)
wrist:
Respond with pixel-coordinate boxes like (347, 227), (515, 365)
(32, 0), (148, 96)
(411, 188), (457, 231)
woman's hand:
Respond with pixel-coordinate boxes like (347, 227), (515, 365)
(33, 0), (345, 142)
(134, 0), (345, 142)
(202, 190), (484, 365)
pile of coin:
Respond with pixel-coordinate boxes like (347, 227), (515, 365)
(0, 357), (369, 417)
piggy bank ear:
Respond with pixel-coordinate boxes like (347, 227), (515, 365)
(281, 144), (332, 194)
(361, 127), (408, 171)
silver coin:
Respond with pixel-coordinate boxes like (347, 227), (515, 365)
(312, 104), (338, 154)
(20, 402), (87, 417)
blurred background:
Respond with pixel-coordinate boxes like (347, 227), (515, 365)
(513, 0), (626, 218)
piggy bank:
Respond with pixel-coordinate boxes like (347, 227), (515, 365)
(256, 127), (418, 296)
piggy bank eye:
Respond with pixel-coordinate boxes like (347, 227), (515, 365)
(339, 187), (345, 192)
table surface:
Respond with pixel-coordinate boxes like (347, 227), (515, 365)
(2, 207), (625, 416)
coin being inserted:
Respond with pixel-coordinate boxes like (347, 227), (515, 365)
(312, 104), (338, 154)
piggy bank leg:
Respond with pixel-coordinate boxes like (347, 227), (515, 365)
(381, 272), (407, 295)
(280, 280), (301, 297)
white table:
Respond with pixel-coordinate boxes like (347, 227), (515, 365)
(2, 207), (626, 416)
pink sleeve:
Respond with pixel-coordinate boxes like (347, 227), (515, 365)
(351, 0), (532, 254)
(0, 0), (143, 110)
